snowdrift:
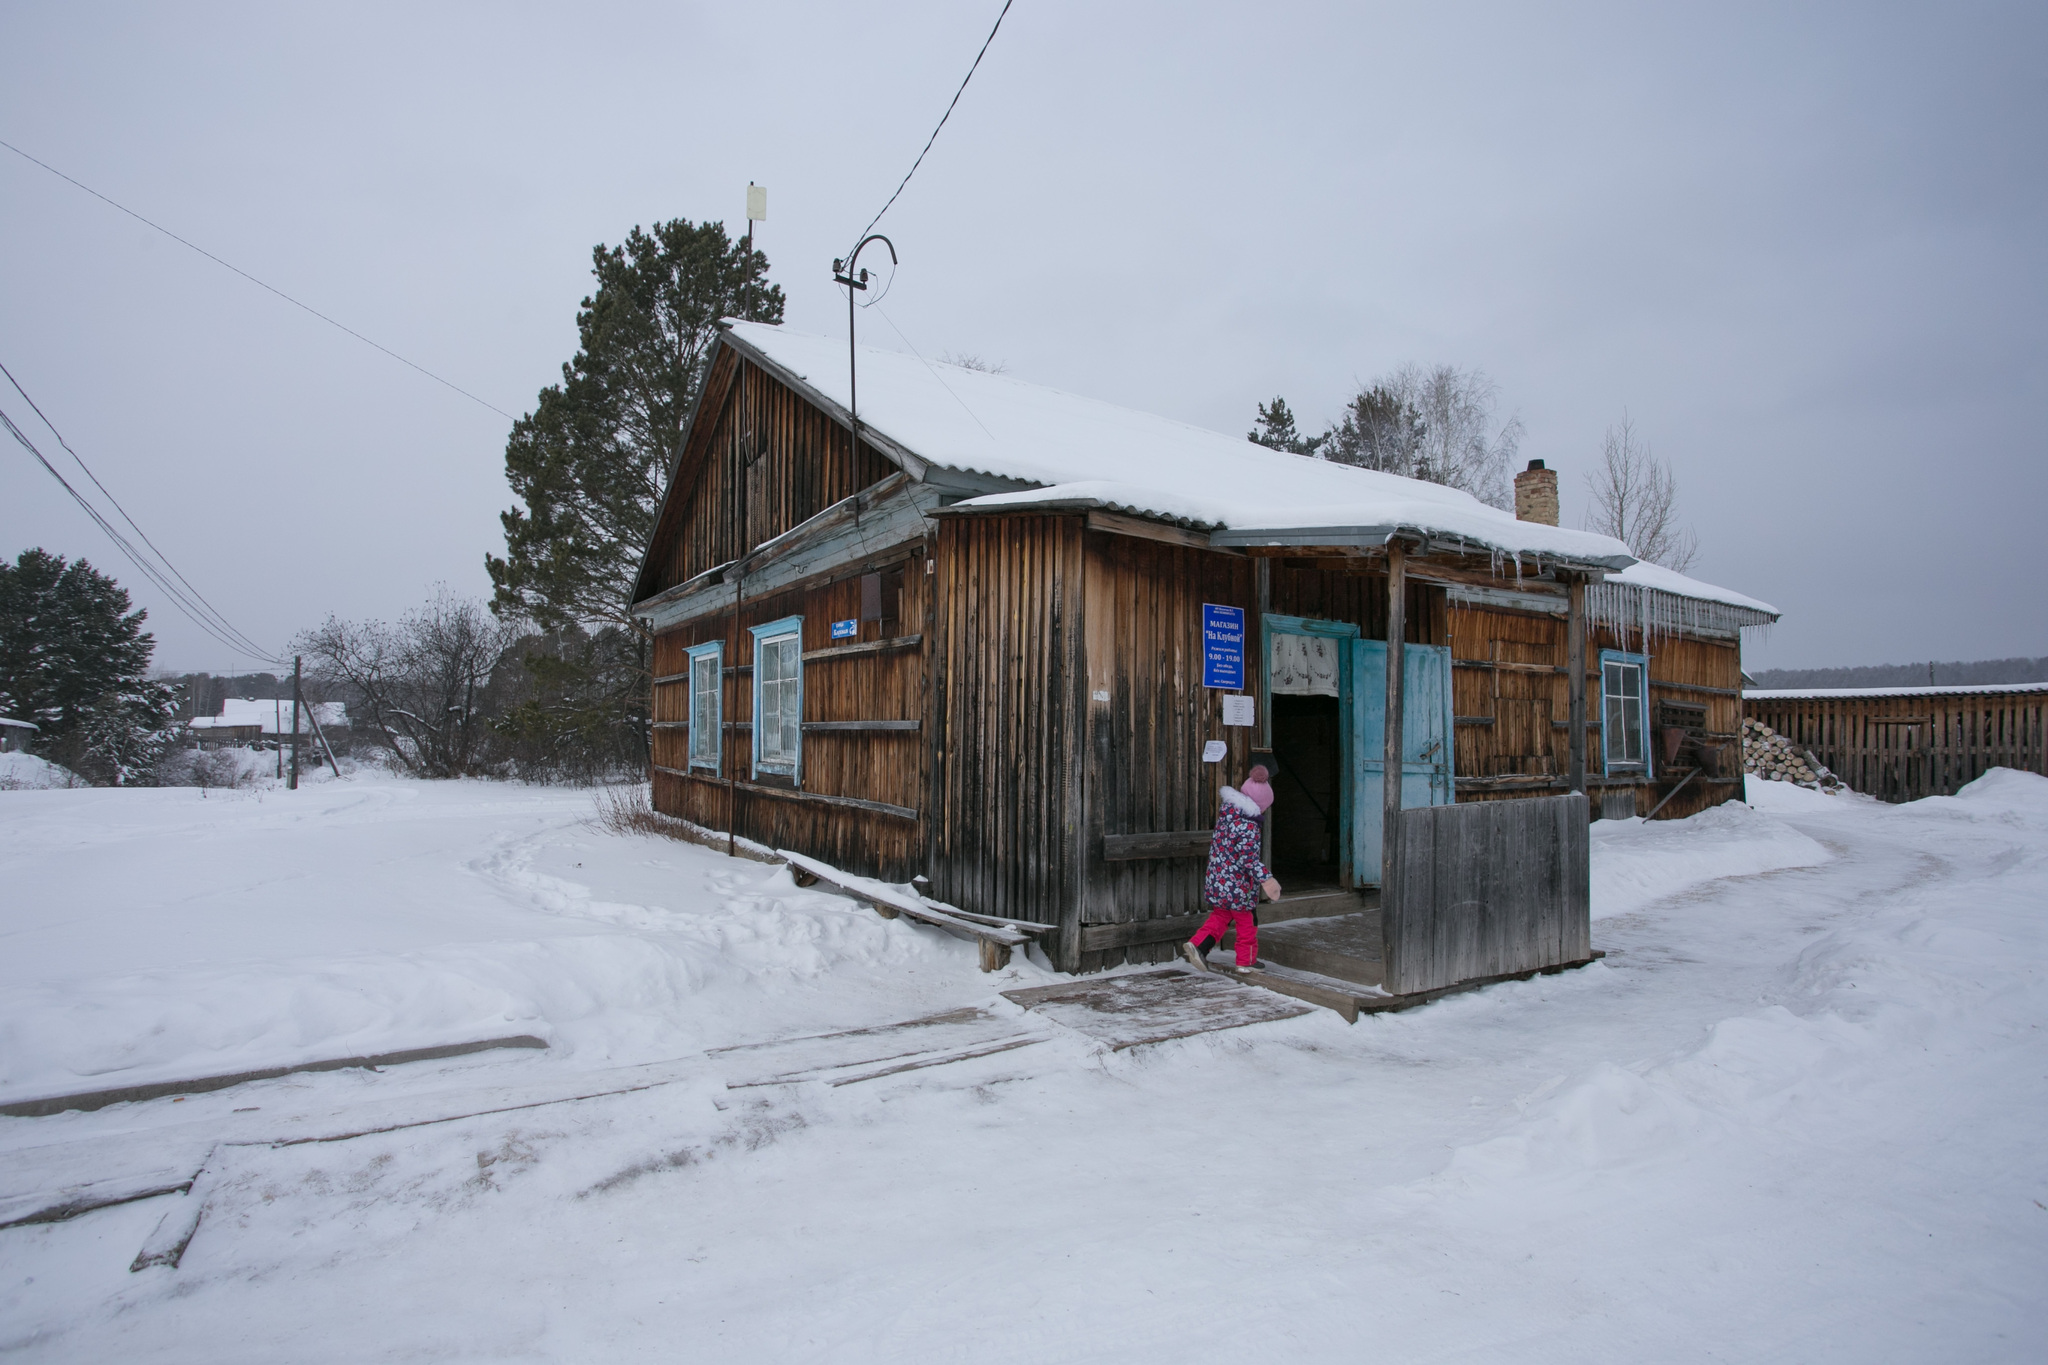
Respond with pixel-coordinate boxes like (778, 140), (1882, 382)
(0, 752), (85, 790)
(1589, 799), (1833, 920)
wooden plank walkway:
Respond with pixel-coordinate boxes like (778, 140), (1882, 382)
(1002, 968), (1313, 1050)
(708, 1008), (1050, 1089)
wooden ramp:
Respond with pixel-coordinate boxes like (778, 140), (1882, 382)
(1001, 968), (1314, 1050)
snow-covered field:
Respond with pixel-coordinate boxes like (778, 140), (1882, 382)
(2, 770), (2044, 1361)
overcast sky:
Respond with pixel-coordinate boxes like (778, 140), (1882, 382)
(3, 2), (2042, 674)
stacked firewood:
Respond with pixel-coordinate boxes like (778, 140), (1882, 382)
(1741, 717), (1842, 792)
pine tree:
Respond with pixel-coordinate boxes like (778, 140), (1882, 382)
(1248, 397), (1323, 456)
(1321, 384), (1426, 474)
(487, 219), (786, 631)
(484, 218), (785, 777)
(0, 548), (176, 783)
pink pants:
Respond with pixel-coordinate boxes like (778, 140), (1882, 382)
(1192, 906), (1257, 967)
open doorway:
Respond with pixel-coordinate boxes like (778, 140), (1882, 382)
(1268, 693), (1342, 890)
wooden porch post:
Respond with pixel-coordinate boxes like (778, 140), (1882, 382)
(1383, 539), (1407, 898)
(1567, 574), (1587, 796)
(1256, 556), (1272, 869)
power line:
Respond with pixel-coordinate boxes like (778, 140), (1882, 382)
(0, 137), (515, 422)
(0, 360), (273, 661)
(1, 403), (283, 664)
(846, 0), (1016, 257)
(871, 302), (997, 443)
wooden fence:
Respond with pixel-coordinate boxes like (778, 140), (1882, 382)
(1384, 792), (1591, 997)
(1744, 689), (2047, 803)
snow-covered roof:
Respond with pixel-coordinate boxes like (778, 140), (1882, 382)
(0, 717), (36, 731)
(189, 699), (348, 733)
(723, 321), (1636, 568)
(1608, 560), (1778, 618)
(1746, 681), (2048, 701)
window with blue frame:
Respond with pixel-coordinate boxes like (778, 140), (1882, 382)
(686, 641), (722, 772)
(749, 616), (804, 782)
(1600, 649), (1651, 775)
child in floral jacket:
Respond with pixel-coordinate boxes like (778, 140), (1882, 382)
(1183, 765), (1281, 973)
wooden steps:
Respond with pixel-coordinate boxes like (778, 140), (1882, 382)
(1240, 911), (1385, 987)
(1216, 949), (1607, 1024)
(1260, 886), (1377, 925)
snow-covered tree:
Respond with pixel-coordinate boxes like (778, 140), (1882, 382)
(0, 548), (176, 784)
(297, 591), (521, 779)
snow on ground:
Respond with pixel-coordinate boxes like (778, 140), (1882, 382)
(1588, 784), (1836, 920)
(0, 752), (85, 791)
(3, 771), (2045, 1361)
(0, 778), (993, 1104)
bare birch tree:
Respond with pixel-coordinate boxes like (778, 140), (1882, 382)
(1585, 414), (1698, 571)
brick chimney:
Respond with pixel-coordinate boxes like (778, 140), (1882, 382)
(1514, 459), (1558, 526)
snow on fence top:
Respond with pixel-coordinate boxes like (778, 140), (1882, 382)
(1745, 681), (2048, 701)
(724, 321), (1637, 568)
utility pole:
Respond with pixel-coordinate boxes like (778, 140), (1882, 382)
(744, 183), (767, 316)
(832, 234), (897, 461)
(289, 655), (302, 790)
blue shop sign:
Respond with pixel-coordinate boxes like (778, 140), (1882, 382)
(1202, 603), (1245, 689)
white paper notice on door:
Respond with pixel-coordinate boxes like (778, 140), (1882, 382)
(1202, 740), (1228, 763)
(1221, 694), (1256, 727)
(1270, 634), (1340, 696)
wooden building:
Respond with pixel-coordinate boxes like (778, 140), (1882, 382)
(188, 699), (348, 751)
(0, 717), (36, 754)
(1745, 682), (2047, 802)
(631, 322), (1778, 976)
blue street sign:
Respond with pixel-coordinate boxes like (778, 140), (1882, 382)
(830, 619), (858, 640)
(1202, 603), (1245, 689)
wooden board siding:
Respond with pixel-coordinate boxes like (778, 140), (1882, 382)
(1267, 563), (1443, 645)
(1449, 604), (1562, 781)
(928, 514), (1086, 953)
(1745, 690), (2046, 802)
(1445, 601), (1744, 820)
(1386, 792), (1591, 995)
(650, 550), (930, 881)
(643, 351), (898, 597)
(1078, 531), (1261, 971)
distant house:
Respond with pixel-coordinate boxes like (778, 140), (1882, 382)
(188, 698), (347, 749)
(0, 717), (36, 754)
(627, 321), (1781, 984)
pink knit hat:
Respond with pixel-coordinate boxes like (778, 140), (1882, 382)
(1241, 764), (1275, 813)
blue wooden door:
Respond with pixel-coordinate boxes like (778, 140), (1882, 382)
(1349, 640), (1456, 886)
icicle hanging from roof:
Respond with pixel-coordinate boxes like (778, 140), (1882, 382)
(1586, 580), (1777, 644)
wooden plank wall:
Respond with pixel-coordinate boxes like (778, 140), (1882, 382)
(1077, 532), (1260, 970)
(649, 551), (929, 880)
(1446, 600), (1744, 819)
(1745, 691), (2047, 802)
(646, 353), (897, 596)
(1386, 792), (1591, 996)
(928, 514), (1085, 944)
(1265, 562), (1443, 644)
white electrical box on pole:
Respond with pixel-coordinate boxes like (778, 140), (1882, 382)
(746, 183), (766, 253)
